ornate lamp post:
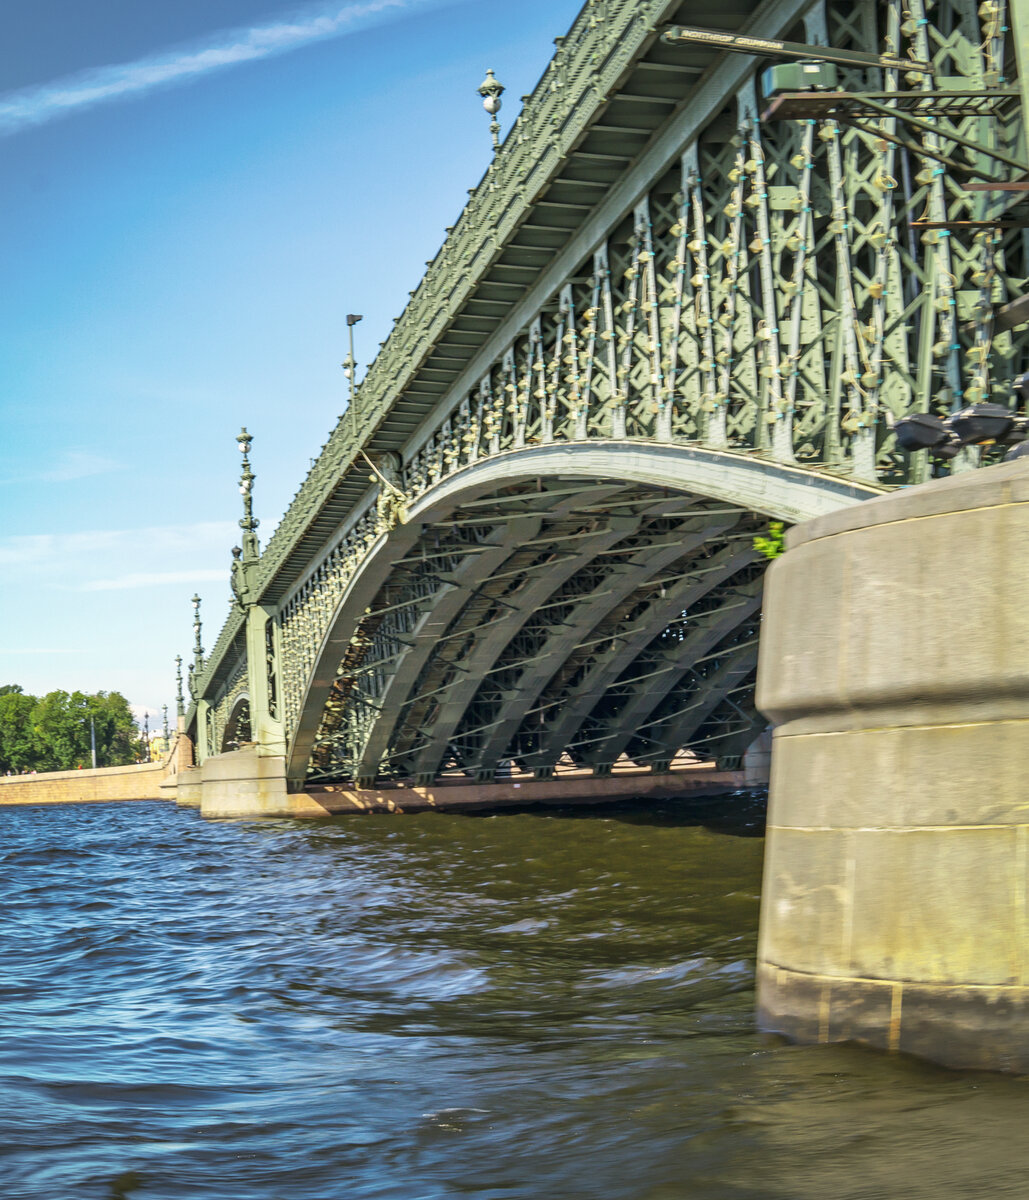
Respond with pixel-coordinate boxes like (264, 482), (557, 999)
(191, 595), (204, 665)
(175, 655), (185, 717)
(236, 427), (260, 562)
(477, 69), (505, 151)
(162, 705), (169, 743)
(342, 314), (363, 419)
(231, 428), (262, 611)
(229, 427), (286, 759)
(235, 429), (259, 564)
(188, 594), (204, 702)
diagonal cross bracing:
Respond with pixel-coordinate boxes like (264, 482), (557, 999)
(524, 543), (761, 772)
(579, 587), (764, 767)
(405, 515), (644, 782)
(464, 517), (742, 777)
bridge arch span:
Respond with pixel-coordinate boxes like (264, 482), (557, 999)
(285, 443), (881, 790)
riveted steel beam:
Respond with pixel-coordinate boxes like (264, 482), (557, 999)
(467, 514), (741, 777)
(404, 516), (644, 781)
(525, 541), (760, 772)
(582, 590), (763, 767)
(401, 0), (832, 466)
(349, 514), (545, 781)
(629, 644), (761, 764)
(348, 481), (632, 781)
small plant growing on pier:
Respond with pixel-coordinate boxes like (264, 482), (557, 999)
(753, 522), (785, 560)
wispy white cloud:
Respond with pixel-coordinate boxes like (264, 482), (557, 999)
(132, 703), (167, 725)
(0, 449), (123, 485)
(80, 568), (229, 592)
(0, 521), (237, 568)
(39, 451), (123, 483)
(0, 0), (442, 136)
(0, 648), (82, 655)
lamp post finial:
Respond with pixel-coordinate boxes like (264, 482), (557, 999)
(477, 69), (505, 152)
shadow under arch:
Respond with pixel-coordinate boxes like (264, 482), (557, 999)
(221, 692), (251, 753)
(285, 441), (883, 789)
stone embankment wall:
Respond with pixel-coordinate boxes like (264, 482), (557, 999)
(0, 761), (166, 805)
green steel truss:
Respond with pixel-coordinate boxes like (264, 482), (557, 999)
(189, 0), (1028, 785)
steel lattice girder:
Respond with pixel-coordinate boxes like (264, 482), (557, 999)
(189, 0), (1028, 745)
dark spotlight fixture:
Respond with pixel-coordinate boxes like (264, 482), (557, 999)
(931, 431), (966, 460)
(948, 402), (1014, 445)
(892, 412), (948, 452)
(894, 378), (1029, 463)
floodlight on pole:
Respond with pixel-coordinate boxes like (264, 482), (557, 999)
(342, 314), (364, 418)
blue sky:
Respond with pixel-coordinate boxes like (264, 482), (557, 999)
(0, 0), (584, 720)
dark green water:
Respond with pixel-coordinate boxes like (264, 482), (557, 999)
(2, 797), (1028, 1199)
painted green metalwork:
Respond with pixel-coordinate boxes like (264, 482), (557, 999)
(185, 0), (1028, 788)
(174, 655), (184, 719)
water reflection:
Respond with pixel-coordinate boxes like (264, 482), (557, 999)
(0, 798), (1025, 1199)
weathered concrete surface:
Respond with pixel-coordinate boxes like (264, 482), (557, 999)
(0, 761), (165, 805)
(742, 729), (773, 789)
(300, 765), (745, 816)
(195, 757), (746, 819)
(756, 457), (1029, 1073)
(159, 725), (195, 801)
(175, 766), (204, 807)
(199, 744), (289, 819)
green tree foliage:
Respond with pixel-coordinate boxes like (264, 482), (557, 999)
(753, 521), (786, 561)
(0, 691), (37, 772)
(0, 686), (141, 774)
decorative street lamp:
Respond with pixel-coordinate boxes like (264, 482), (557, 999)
(175, 655), (185, 717)
(236, 427), (259, 559)
(342, 313), (363, 418)
(143, 711), (151, 764)
(191, 594), (204, 676)
(162, 705), (169, 743)
(230, 429), (262, 612)
(477, 69), (505, 152)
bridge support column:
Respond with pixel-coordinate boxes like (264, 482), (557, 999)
(176, 766), (203, 807)
(171, 716), (193, 773)
(245, 605), (285, 757)
(199, 744), (288, 819)
(169, 715), (201, 806)
(756, 459), (1029, 1073)
(195, 699), (211, 763)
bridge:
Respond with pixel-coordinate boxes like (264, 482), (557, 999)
(177, 0), (1028, 815)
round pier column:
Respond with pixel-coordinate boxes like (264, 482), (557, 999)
(756, 459), (1029, 1073)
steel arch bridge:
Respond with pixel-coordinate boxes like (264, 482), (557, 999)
(183, 0), (1029, 795)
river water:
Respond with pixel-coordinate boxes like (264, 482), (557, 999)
(2, 798), (1028, 1199)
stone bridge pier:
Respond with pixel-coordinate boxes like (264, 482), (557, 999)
(757, 457), (1029, 1073)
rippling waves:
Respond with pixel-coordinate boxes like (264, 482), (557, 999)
(2, 798), (1028, 1199)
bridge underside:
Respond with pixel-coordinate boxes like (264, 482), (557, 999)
(289, 469), (781, 790)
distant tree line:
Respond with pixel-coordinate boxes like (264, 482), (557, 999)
(0, 685), (141, 774)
